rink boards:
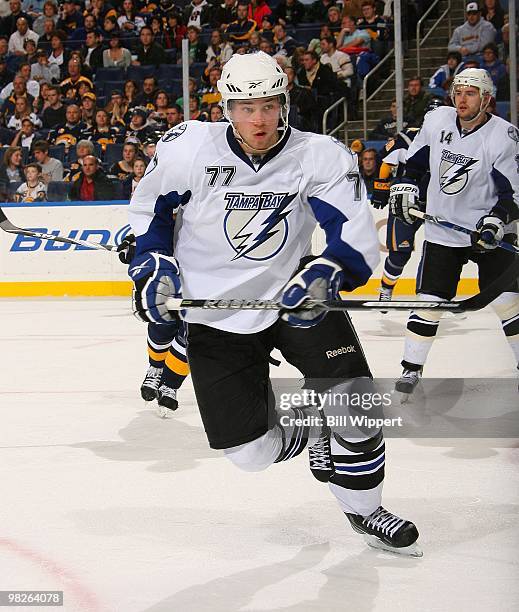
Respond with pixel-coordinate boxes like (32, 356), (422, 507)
(0, 200), (479, 297)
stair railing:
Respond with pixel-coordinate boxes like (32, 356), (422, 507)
(416, 0), (452, 76)
(322, 96), (349, 143)
(362, 48), (395, 140)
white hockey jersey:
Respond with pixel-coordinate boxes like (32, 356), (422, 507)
(405, 106), (519, 247)
(128, 121), (379, 333)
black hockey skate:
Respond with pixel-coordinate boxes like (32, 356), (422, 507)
(378, 286), (393, 314)
(140, 366), (163, 401)
(308, 427), (334, 482)
(157, 384), (178, 418)
(395, 368), (422, 395)
(346, 506), (422, 557)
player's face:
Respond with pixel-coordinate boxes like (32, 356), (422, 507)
(453, 85), (484, 120)
(230, 97), (281, 152)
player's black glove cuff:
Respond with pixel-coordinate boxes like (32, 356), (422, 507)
(117, 233), (136, 264)
(371, 178), (390, 209)
(490, 200), (519, 225)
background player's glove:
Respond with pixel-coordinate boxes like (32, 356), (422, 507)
(474, 215), (505, 250)
(128, 252), (181, 323)
(389, 179), (421, 224)
(371, 178), (391, 209)
(280, 257), (344, 328)
(117, 233), (136, 264)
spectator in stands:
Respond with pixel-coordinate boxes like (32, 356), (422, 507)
(124, 79), (139, 106)
(48, 30), (69, 79)
(122, 156), (147, 198)
(306, 0), (337, 23)
(248, 30), (261, 52)
(32, 1), (58, 36)
(8, 16), (38, 55)
(149, 15), (166, 49)
(297, 50), (347, 113)
(0, 65), (39, 101)
(163, 12), (186, 51)
(308, 24), (332, 56)
(428, 51), (463, 89)
(70, 154), (114, 201)
(226, 3), (257, 44)
(357, 0), (390, 57)
(320, 35), (353, 84)
(0, 146), (24, 199)
(175, 76), (197, 110)
(101, 15), (118, 40)
(69, 14), (100, 51)
(0, 75), (34, 122)
(284, 65), (319, 132)
(164, 104), (183, 128)
(10, 116), (37, 149)
(125, 108), (150, 143)
(32, 139), (64, 182)
(209, 103), (223, 122)
(0, 35), (7, 56)
(81, 30), (104, 72)
(57, 0), (84, 36)
(480, 42), (507, 100)
(22, 37), (38, 64)
(50, 103), (87, 148)
(36, 16), (54, 52)
(103, 31), (132, 68)
(41, 84), (64, 128)
(64, 138), (94, 180)
(14, 162), (47, 202)
(87, 0), (117, 25)
(7, 95), (40, 129)
(106, 90), (129, 125)
(0, 54), (14, 88)
(143, 138), (156, 160)
(248, 0), (271, 26)
(342, 0), (363, 18)
(133, 75), (158, 110)
(326, 6), (343, 34)
(273, 0), (305, 27)
(272, 23), (297, 58)
(0, 0), (32, 38)
(206, 29), (233, 66)
(403, 75), (432, 125)
(91, 108), (125, 151)
(448, 2), (496, 58)
(188, 94), (208, 121)
(30, 48), (58, 84)
(359, 147), (378, 195)
(481, 0), (504, 32)
(117, 0), (146, 35)
(199, 67), (222, 109)
(60, 58), (93, 98)
(369, 98), (411, 139)
(186, 25), (207, 63)
(337, 14), (371, 50)
(214, 0), (237, 30)
(133, 25), (167, 66)
(109, 140), (138, 179)
(80, 91), (97, 128)
(183, 0), (214, 30)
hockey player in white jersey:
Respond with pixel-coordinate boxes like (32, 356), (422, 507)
(127, 51), (421, 555)
(389, 68), (519, 393)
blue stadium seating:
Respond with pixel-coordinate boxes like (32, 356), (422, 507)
(49, 145), (67, 163)
(47, 181), (71, 202)
(158, 64), (183, 80)
(363, 140), (387, 152)
(104, 143), (124, 166)
(496, 101), (510, 120)
(95, 67), (126, 83)
(126, 65), (156, 81)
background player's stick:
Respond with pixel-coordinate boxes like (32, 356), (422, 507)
(0, 207), (117, 252)
(409, 208), (519, 254)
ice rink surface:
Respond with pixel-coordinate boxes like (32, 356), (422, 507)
(1, 298), (518, 612)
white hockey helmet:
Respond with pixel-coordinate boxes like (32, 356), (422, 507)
(217, 51), (290, 150)
(450, 68), (495, 118)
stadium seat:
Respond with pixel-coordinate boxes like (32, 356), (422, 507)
(21, 147), (30, 164)
(95, 67), (126, 83)
(0, 148), (5, 164)
(363, 140), (387, 152)
(0, 127), (15, 145)
(104, 143), (124, 166)
(158, 64), (182, 80)
(47, 181), (71, 202)
(496, 101), (510, 120)
(7, 181), (22, 200)
(49, 145), (67, 163)
(190, 63), (206, 79)
(126, 65), (156, 81)
(97, 80), (125, 97)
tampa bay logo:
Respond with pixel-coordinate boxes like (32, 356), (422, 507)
(439, 149), (478, 195)
(223, 192), (296, 261)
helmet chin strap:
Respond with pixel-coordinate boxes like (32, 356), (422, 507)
(458, 93), (491, 129)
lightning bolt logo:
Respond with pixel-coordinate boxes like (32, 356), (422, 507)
(439, 157), (478, 194)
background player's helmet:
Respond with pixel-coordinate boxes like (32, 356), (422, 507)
(450, 68), (495, 118)
(425, 96), (445, 114)
(217, 51), (290, 150)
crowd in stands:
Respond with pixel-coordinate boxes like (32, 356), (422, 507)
(0, 0), (514, 202)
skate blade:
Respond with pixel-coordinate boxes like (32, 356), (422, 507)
(157, 404), (173, 419)
(364, 534), (423, 557)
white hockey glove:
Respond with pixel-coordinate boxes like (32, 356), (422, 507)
(474, 215), (505, 250)
(280, 257), (344, 328)
(389, 179), (421, 225)
(128, 252), (181, 323)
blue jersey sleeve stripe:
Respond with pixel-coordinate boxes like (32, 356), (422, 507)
(308, 196), (373, 291)
(135, 190), (191, 256)
(406, 144), (430, 180)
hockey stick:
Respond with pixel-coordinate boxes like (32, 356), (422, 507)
(408, 208), (519, 254)
(0, 206), (117, 252)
